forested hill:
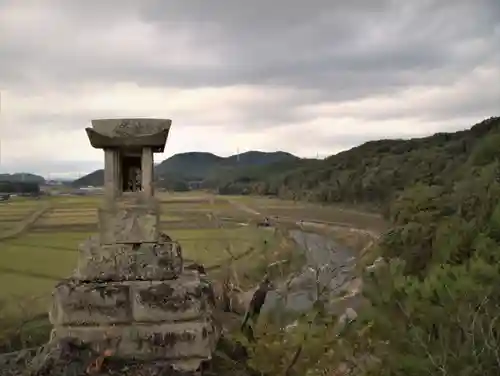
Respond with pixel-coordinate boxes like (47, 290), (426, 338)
(72, 117), (500, 206)
(221, 117), (500, 209)
(71, 150), (300, 188)
(294, 116), (500, 375)
(0, 173), (45, 184)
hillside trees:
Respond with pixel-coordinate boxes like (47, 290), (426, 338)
(336, 118), (500, 375)
(219, 117), (500, 208)
(245, 117), (500, 375)
(0, 181), (40, 194)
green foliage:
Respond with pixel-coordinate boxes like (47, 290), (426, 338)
(0, 173), (45, 184)
(355, 257), (500, 376)
(470, 133), (500, 166)
(246, 307), (341, 376)
(171, 180), (190, 192)
(0, 297), (51, 353)
(245, 117), (500, 376)
(328, 117), (500, 375)
(0, 181), (40, 194)
(216, 117), (500, 208)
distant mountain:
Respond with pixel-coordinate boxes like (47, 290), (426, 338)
(155, 152), (224, 180)
(220, 116), (500, 207)
(72, 169), (104, 187)
(224, 151), (299, 166)
(71, 151), (301, 188)
(0, 173), (43, 194)
(0, 173), (45, 184)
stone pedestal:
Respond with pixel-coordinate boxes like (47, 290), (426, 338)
(50, 227), (219, 370)
(49, 272), (218, 362)
(48, 119), (220, 372)
(97, 198), (161, 245)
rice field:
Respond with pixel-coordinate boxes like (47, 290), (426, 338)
(227, 195), (388, 232)
(0, 191), (384, 314)
(0, 192), (280, 309)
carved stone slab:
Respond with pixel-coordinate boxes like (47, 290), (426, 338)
(131, 277), (205, 322)
(50, 281), (131, 325)
(75, 238), (183, 281)
(91, 118), (171, 138)
(98, 204), (160, 244)
(75, 236), (136, 281)
(50, 274), (208, 326)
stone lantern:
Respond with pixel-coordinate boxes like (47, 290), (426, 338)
(85, 118), (171, 245)
(48, 119), (220, 373)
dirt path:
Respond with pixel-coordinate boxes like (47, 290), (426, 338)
(226, 198), (261, 216)
(0, 202), (52, 242)
(226, 198), (380, 239)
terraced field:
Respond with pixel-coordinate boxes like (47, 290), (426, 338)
(0, 190), (387, 363)
(0, 191), (384, 316)
(227, 195), (387, 232)
(0, 192), (284, 313)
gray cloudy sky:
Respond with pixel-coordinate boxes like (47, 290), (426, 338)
(1, 0), (499, 178)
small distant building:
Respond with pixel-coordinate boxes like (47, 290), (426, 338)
(73, 186), (104, 195)
(188, 180), (203, 190)
(0, 194), (11, 202)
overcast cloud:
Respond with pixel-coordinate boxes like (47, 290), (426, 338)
(0, 0), (499, 178)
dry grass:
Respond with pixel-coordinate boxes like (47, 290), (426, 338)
(223, 195), (387, 232)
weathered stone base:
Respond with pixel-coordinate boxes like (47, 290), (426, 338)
(20, 336), (210, 375)
(50, 272), (210, 326)
(49, 269), (221, 371)
(50, 321), (217, 362)
(75, 235), (183, 281)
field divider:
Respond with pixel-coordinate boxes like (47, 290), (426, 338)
(0, 202), (53, 242)
(3, 242), (76, 252)
(0, 266), (61, 281)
